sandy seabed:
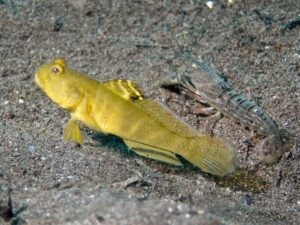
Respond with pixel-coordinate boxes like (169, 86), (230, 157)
(0, 1), (299, 224)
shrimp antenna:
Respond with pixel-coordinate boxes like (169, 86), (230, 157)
(167, 36), (187, 98)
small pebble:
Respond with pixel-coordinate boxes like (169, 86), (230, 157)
(28, 144), (35, 152)
(244, 194), (253, 205)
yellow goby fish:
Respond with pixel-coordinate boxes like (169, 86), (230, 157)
(35, 58), (236, 176)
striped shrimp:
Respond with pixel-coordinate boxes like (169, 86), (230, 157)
(159, 51), (293, 163)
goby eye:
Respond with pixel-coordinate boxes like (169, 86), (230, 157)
(50, 63), (64, 75)
(52, 67), (60, 74)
